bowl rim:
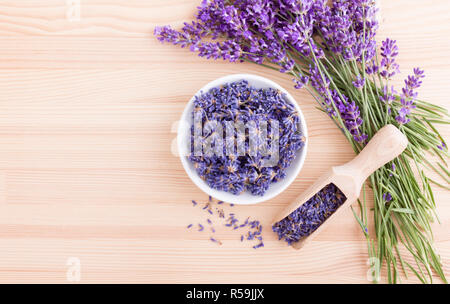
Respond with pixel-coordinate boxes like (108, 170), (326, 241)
(177, 73), (308, 205)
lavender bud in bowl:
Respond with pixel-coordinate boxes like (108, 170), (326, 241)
(178, 74), (308, 205)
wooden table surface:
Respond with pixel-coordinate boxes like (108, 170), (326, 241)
(0, 0), (448, 284)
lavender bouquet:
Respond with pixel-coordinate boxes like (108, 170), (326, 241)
(155, 0), (449, 283)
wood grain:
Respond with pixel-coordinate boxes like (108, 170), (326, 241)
(0, 0), (448, 283)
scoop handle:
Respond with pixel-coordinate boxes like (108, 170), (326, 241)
(344, 124), (408, 182)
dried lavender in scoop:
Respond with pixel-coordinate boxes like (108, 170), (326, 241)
(272, 183), (346, 245)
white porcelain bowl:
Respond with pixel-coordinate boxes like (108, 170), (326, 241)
(177, 74), (308, 205)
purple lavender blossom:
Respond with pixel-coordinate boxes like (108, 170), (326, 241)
(380, 38), (400, 79)
(309, 64), (330, 96)
(154, 22), (203, 48)
(294, 75), (309, 89)
(322, 90), (368, 143)
(383, 192), (392, 202)
(155, 0), (385, 146)
(395, 100), (414, 125)
(197, 40), (243, 62)
(341, 101), (368, 143)
(315, 0), (378, 63)
(352, 75), (365, 89)
(395, 68), (425, 125)
(380, 85), (397, 106)
(389, 162), (396, 177)
(154, 0), (319, 72)
(365, 61), (379, 75)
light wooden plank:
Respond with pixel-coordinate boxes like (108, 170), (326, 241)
(0, 0), (448, 283)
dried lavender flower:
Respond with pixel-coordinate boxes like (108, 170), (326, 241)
(198, 224), (204, 232)
(187, 196), (265, 249)
(210, 237), (222, 245)
(272, 183), (346, 245)
(189, 79), (305, 196)
(253, 242), (264, 249)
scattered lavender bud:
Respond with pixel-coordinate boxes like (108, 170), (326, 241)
(187, 197), (264, 249)
(210, 237), (222, 245)
(253, 242), (264, 249)
(198, 224), (204, 232)
(187, 224), (193, 229)
(217, 208), (225, 218)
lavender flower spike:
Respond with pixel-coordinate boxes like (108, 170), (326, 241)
(341, 101), (368, 143)
(395, 68), (425, 125)
(380, 85), (397, 106)
(323, 90), (368, 143)
(380, 38), (400, 79)
(352, 75), (365, 89)
(293, 75), (309, 89)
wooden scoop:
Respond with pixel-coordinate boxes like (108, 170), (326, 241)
(272, 124), (408, 250)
